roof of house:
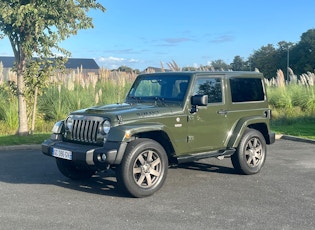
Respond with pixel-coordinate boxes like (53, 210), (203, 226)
(0, 56), (99, 69)
(0, 56), (15, 68)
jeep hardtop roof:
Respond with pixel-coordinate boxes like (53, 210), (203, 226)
(140, 71), (263, 78)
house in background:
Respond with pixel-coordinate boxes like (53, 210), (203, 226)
(0, 56), (100, 82)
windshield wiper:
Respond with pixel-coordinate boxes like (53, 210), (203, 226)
(127, 96), (142, 103)
(154, 97), (165, 106)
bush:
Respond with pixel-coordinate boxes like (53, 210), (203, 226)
(0, 86), (19, 132)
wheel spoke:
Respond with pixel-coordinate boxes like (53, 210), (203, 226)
(145, 174), (152, 186)
(137, 154), (145, 165)
(248, 140), (254, 149)
(255, 151), (262, 160)
(150, 169), (160, 177)
(253, 138), (258, 147)
(151, 157), (161, 167)
(133, 166), (142, 174)
(247, 156), (254, 165)
(136, 174), (145, 186)
(245, 149), (251, 157)
(255, 145), (262, 153)
(147, 150), (153, 162)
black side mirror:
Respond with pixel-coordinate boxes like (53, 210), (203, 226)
(190, 95), (208, 113)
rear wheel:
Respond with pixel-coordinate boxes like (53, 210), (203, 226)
(116, 138), (168, 198)
(56, 158), (95, 180)
(231, 129), (266, 175)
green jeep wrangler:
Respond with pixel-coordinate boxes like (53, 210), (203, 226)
(42, 71), (275, 197)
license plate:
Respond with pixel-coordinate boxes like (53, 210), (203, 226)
(52, 148), (72, 160)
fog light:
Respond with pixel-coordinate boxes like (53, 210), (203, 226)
(97, 153), (107, 162)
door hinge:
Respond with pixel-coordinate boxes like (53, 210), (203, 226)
(187, 136), (194, 142)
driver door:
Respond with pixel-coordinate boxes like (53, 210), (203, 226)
(187, 76), (228, 151)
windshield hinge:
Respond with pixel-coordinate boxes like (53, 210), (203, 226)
(117, 115), (123, 124)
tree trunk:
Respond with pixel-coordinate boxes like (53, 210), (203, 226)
(9, 36), (29, 136)
(16, 74), (29, 135)
(16, 58), (29, 136)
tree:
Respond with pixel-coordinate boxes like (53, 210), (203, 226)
(291, 29), (315, 75)
(116, 65), (134, 73)
(0, 1), (105, 135)
(251, 44), (277, 79)
(209, 59), (230, 71)
(24, 58), (66, 133)
(231, 56), (247, 71)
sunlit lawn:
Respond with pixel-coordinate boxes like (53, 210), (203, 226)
(271, 120), (315, 140)
(0, 133), (50, 146)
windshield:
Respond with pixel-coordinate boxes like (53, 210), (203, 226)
(126, 74), (190, 102)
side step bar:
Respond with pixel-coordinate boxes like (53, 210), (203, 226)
(177, 148), (235, 164)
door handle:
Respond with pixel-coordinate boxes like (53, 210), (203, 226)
(217, 110), (227, 115)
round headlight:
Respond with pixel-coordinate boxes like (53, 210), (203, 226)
(101, 120), (111, 134)
(66, 116), (74, 130)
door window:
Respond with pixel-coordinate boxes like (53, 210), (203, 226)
(193, 78), (223, 103)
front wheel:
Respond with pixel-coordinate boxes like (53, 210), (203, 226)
(116, 138), (168, 198)
(56, 158), (95, 180)
(231, 129), (266, 175)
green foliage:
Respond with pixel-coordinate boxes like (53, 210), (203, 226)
(268, 83), (315, 119)
(0, 85), (18, 132)
(0, 1), (106, 58)
(271, 117), (315, 140)
(209, 59), (230, 71)
(251, 44), (278, 79)
(231, 56), (250, 71)
(38, 80), (131, 122)
(0, 68), (133, 134)
(0, 0), (106, 135)
(291, 29), (315, 74)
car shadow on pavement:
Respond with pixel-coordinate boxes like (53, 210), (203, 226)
(0, 150), (130, 198)
(176, 161), (237, 175)
(0, 150), (236, 198)
(53, 169), (131, 198)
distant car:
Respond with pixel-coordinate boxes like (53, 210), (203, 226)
(42, 71), (275, 197)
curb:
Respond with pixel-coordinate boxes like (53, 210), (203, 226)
(276, 134), (315, 144)
(0, 144), (41, 151)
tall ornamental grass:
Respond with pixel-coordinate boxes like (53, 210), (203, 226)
(0, 86), (19, 133)
(39, 80), (132, 121)
(0, 68), (135, 134)
(266, 69), (315, 122)
(0, 66), (315, 134)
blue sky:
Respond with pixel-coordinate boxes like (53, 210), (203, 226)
(1, 0), (315, 70)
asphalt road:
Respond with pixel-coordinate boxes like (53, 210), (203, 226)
(0, 139), (314, 230)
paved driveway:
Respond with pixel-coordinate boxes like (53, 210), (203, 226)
(0, 139), (314, 230)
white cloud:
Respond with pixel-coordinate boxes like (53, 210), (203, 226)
(128, 58), (139, 63)
(96, 56), (141, 69)
(98, 56), (125, 63)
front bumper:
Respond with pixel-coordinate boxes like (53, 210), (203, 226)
(42, 135), (127, 168)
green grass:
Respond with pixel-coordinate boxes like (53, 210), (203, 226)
(271, 118), (315, 140)
(0, 133), (50, 146)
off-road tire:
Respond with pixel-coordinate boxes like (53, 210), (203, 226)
(231, 128), (266, 175)
(116, 138), (168, 198)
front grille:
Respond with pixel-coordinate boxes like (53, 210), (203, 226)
(67, 116), (104, 144)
